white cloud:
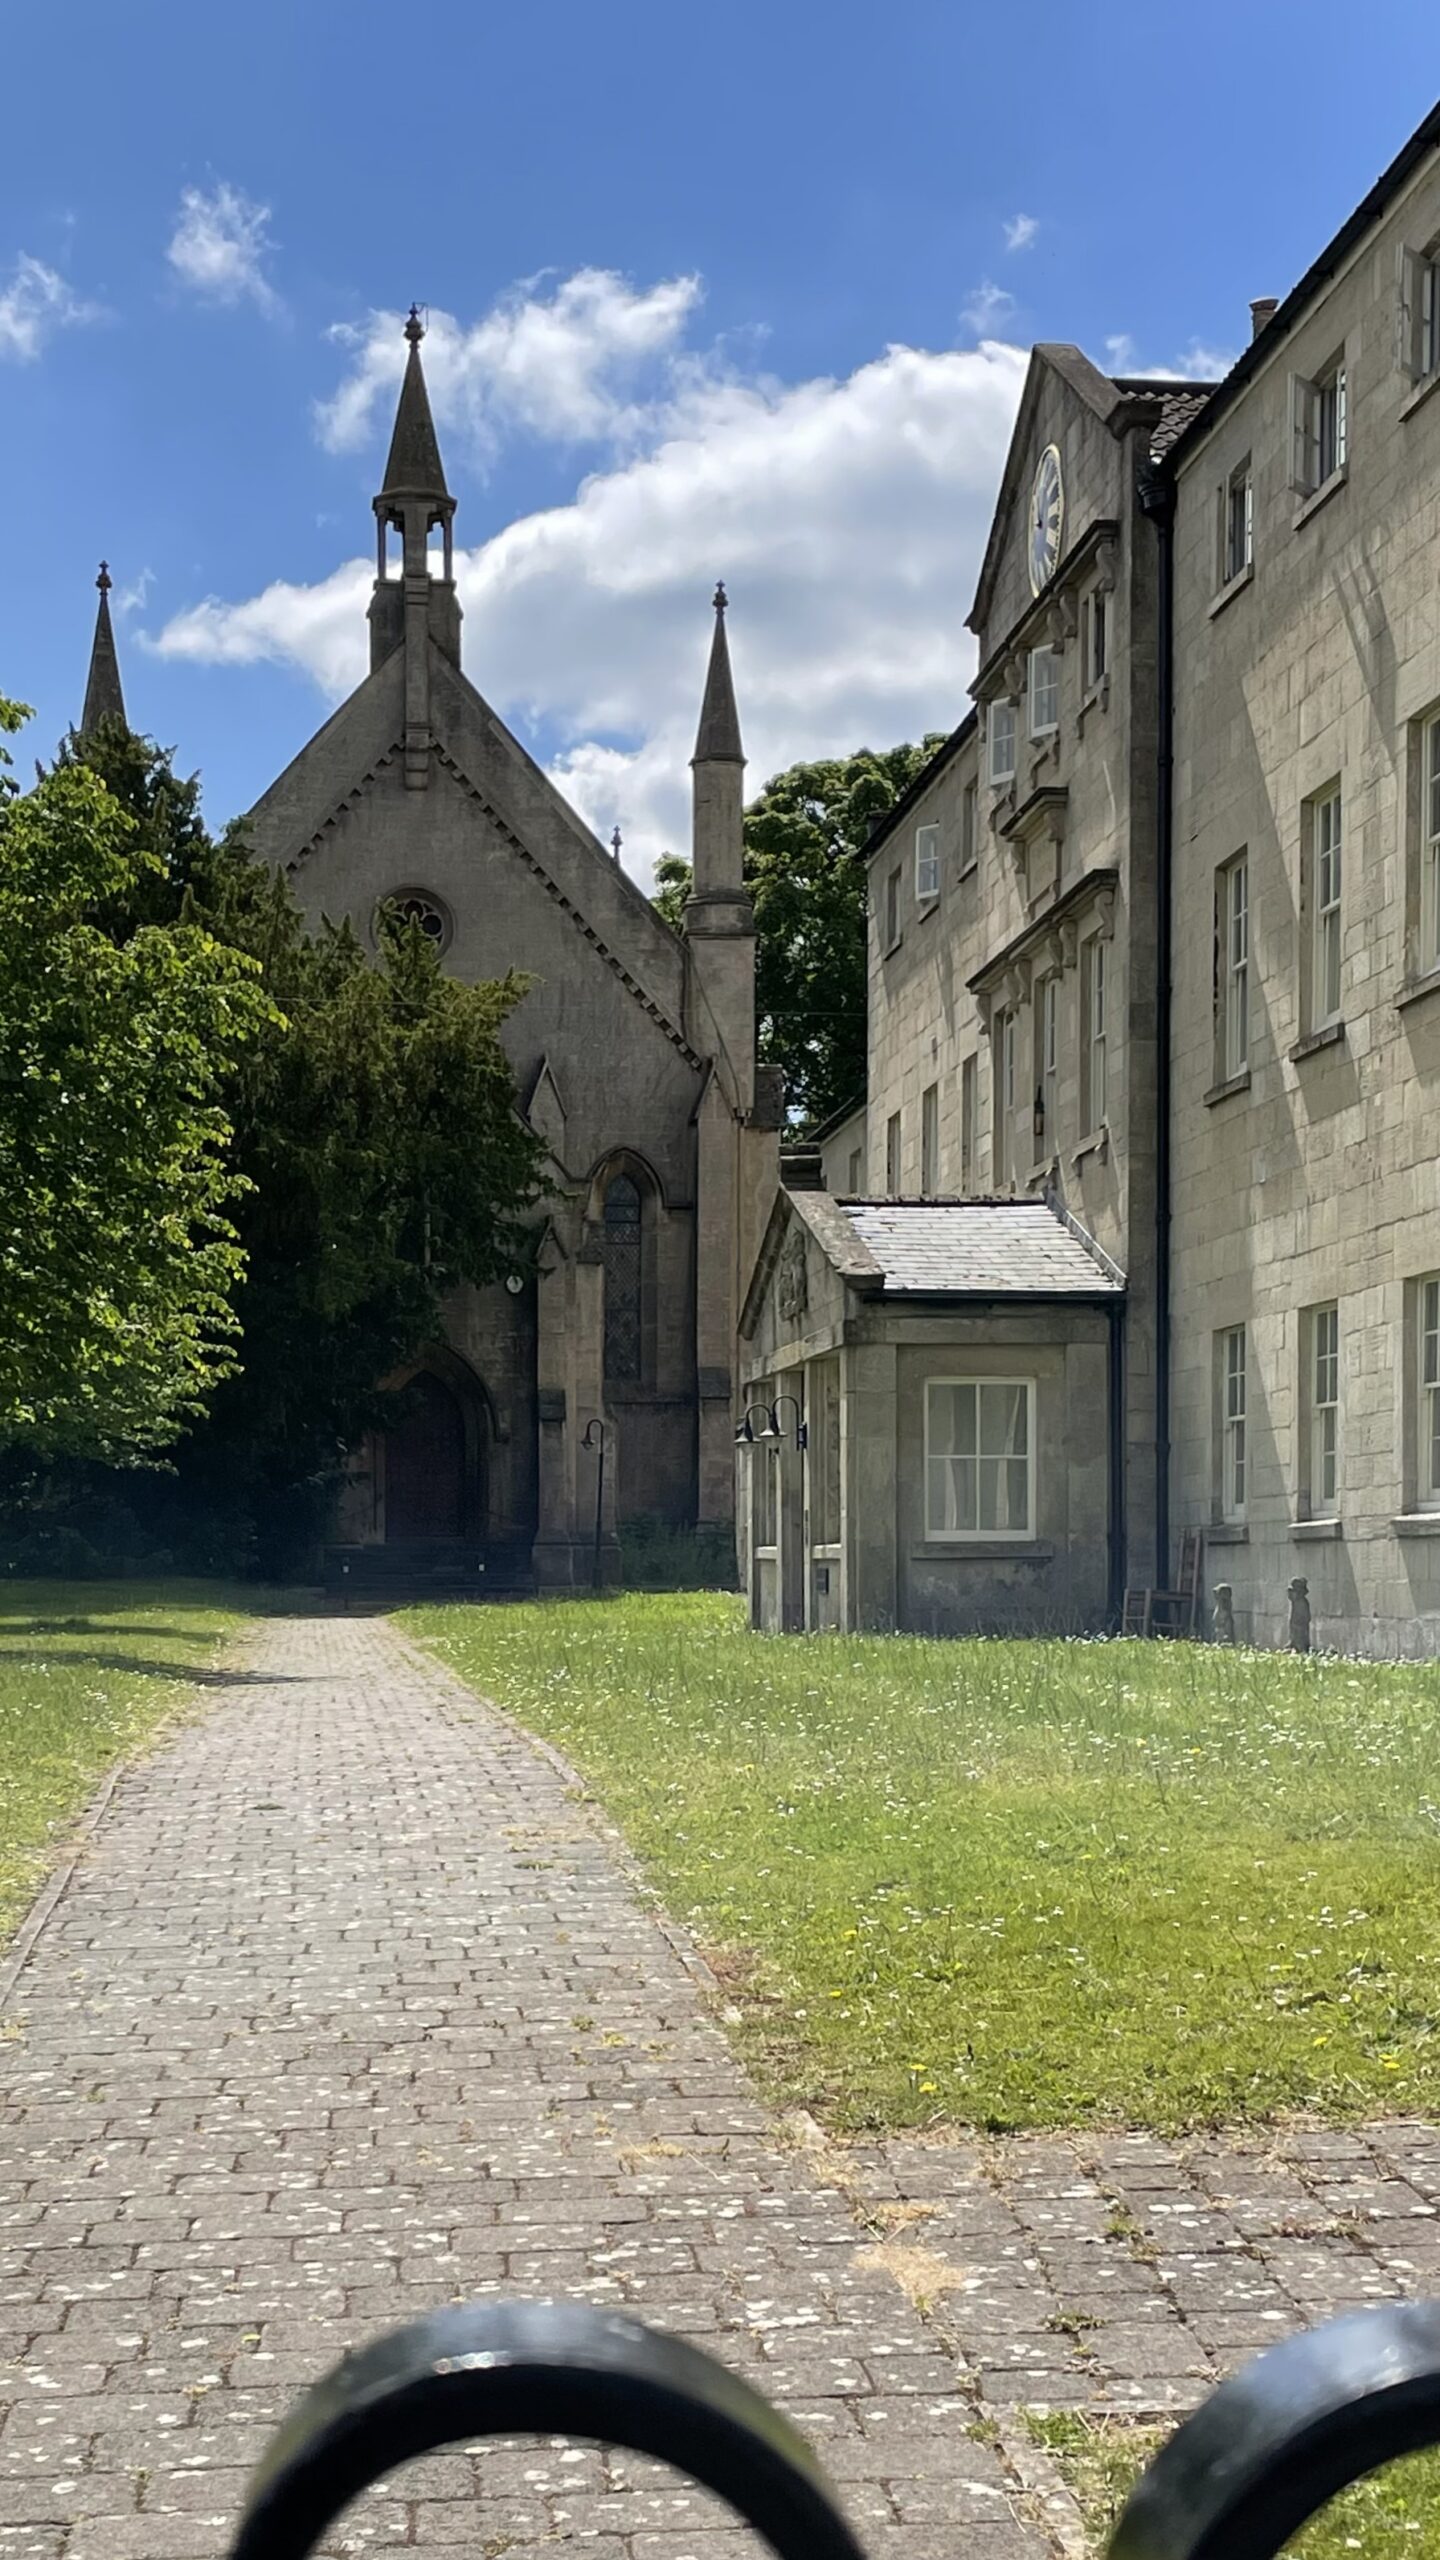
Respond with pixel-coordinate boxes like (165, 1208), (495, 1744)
(1106, 330), (1233, 381)
(152, 310), (1027, 890)
(167, 182), (278, 314)
(315, 271), (704, 465)
(0, 254), (98, 361)
(1004, 214), (1039, 253)
(113, 567), (154, 618)
(960, 279), (1015, 337)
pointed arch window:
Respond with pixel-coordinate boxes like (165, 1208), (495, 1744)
(602, 1175), (643, 1381)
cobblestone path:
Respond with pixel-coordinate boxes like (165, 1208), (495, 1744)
(4, 1617), (1440, 2560)
(0, 1616), (1044, 2560)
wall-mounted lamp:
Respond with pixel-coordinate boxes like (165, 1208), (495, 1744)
(769, 1393), (808, 1451)
(736, 1396), (808, 1451)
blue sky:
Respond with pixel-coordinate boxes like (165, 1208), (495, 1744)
(2, 1), (1436, 880)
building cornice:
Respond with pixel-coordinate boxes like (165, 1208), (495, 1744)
(972, 519), (1119, 702)
(967, 863), (1119, 1011)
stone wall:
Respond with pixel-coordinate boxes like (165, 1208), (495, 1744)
(1169, 150), (1440, 1654)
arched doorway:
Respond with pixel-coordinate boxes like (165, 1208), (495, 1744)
(383, 1367), (479, 1542)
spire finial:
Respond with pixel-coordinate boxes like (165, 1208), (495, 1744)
(81, 558), (127, 735)
(405, 303), (425, 347)
(610, 824), (623, 863)
(692, 582), (744, 766)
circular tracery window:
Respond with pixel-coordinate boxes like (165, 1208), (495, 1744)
(378, 889), (451, 953)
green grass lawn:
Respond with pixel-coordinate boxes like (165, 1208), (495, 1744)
(405, 1592), (1440, 2134)
(1030, 2414), (1440, 2560)
(0, 1580), (254, 1954)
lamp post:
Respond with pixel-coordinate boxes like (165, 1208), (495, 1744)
(582, 1417), (609, 1591)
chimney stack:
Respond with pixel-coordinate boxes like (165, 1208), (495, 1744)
(1250, 296), (1280, 340)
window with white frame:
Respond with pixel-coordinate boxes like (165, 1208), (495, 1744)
(925, 1377), (1034, 1540)
(1035, 973), (1058, 1150)
(1309, 786), (1343, 1030)
(1291, 355), (1347, 495)
(1220, 458), (1253, 584)
(921, 1082), (939, 1193)
(1028, 647), (1059, 738)
(1217, 1325), (1247, 1521)
(808, 1355), (842, 1548)
(988, 699), (1017, 786)
(752, 1380), (777, 1549)
(884, 864), (901, 950)
(1397, 242), (1440, 382)
(1085, 587), (1108, 689)
(960, 1053), (977, 1192)
(1217, 853), (1249, 1080)
(993, 1009), (1016, 1187)
(1419, 1276), (1440, 1510)
(885, 1109), (902, 1193)
(1303, 1301), (1340, 1516)
(1422, 714), (1440, 976)
(915, 822), (940, 904)
(959, 778), (979, 877)
(1081, 935), (1108, 1133)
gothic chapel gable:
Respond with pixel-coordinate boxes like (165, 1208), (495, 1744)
(243, 311), (780, 1585)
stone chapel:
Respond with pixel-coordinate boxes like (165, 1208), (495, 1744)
(85, 312), (781, 1589)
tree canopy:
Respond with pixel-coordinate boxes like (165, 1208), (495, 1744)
(654, 738), (944, 1129)
(53, 719), (547, 1566)
(0, 700), (271, 1460)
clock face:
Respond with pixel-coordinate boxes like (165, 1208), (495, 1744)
(1029, 444), (1064, 594)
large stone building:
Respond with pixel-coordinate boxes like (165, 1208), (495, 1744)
(743, 99), (1440, 1654)
(88, 316), (780, 1588)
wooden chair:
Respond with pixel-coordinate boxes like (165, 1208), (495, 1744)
(1122, 1526), (1203, 1637)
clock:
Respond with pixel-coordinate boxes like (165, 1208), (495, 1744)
(1029, 444), (1064, 594)
(505, 1272), (524, 1296)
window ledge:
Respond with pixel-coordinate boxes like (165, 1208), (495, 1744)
(882, 934), (903, 959)
(917, 896), (939, 921)
(1208, 562), (1254, 619)
(912, 1540), (1055, 1564)
(1078, 675), (1111, 725)
(1072, 1125), (1110, 1167)
(1400, 369), (1440, 422)
(1289, 1020), (1346, 1062)
(958, 856), (979, 884)
(1293, 1517), (1343, 1541)
(1397, 965), (1440, 1012)
(1207, 1521), (1250, 1545)
(1293, 465), (1348, 529)
(1393, 1513), (1440, 1537)
(1204, 1066), (1252, 1106)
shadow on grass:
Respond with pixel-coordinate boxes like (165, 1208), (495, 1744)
(0, 1648), (313, 1686)
(0, 1619), (221, 1643)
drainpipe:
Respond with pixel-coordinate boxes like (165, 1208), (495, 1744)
(1107, 1296), (1126, 1628)
(1137, 454), (1175, 1588)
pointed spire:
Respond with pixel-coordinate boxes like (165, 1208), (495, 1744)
(80, 562), (126, 734)
(692, 582), (744, 765)
(378, 305), (451, 504)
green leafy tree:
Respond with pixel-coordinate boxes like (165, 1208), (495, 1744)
(0, 700), (271, 1459)
(52, 721), (546, 1565)
(654, 739), (944, 1129)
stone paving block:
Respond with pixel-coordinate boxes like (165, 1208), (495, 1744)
(5, 1611), (1440, 2558)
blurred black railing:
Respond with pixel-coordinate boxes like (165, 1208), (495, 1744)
(226, 2295), (1440, 2560)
